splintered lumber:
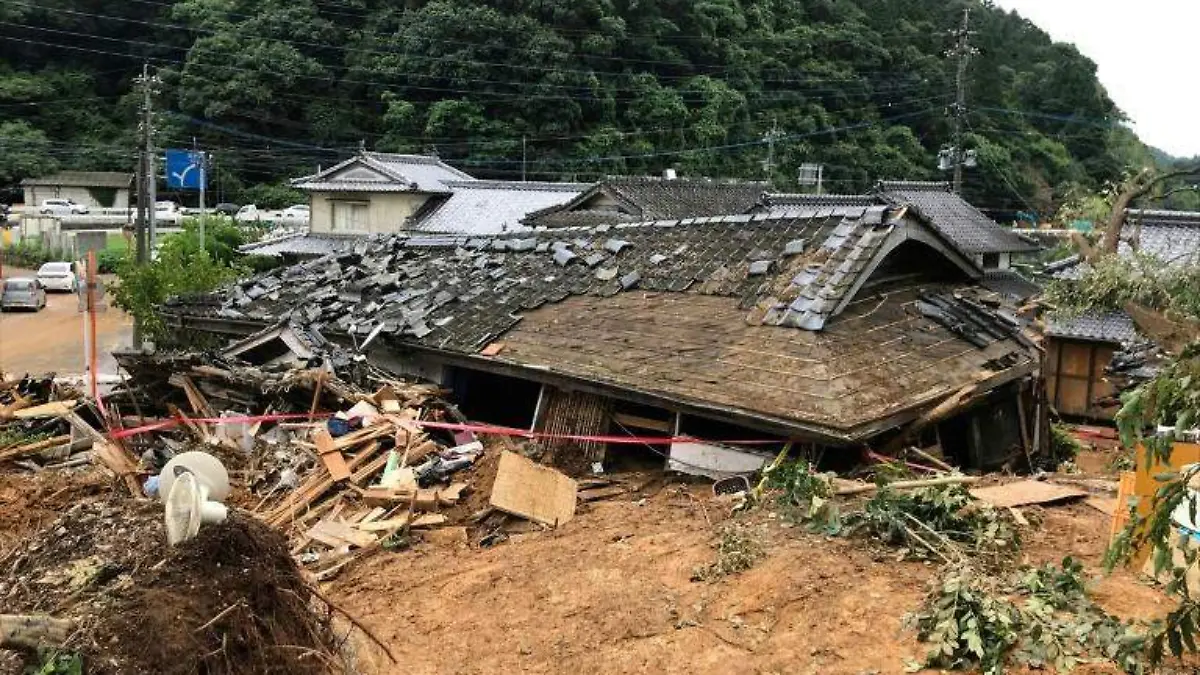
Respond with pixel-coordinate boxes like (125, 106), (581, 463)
(0, 614), (74, 650)
(262, 434), (395, 527)
(578, 485), (628, 503)
(314, 428), (351, 482)
(11, 400), (76, 420)
(489, 451), (577, 527)
(834, 475), (979, 496)
(93, 441), (143, 495)
(437, 482), (467, 506)
(306, 518), (377, 549)
(411, 514), (447, 528)
(177, 375), (217, 419)
(0, 435), (71, 462)
(0, 394), (32, 421)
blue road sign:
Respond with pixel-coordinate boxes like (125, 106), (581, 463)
(165, 149), (205, 190)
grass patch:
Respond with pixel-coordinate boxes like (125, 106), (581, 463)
(692, 521), (766, 582)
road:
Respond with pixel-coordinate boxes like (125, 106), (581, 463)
(0, 267), (132, 378)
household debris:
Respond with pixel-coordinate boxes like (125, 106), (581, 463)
(968, 479), (1089, 509)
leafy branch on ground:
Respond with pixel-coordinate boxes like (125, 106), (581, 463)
(845, 485), (1020, 567)
(1048, 424), (1084, 471)
(691, 521), (765, 582)
(1045, 253), (1200, 320)
(908, 560), (1144, 675)
(762, 460), (841, 534)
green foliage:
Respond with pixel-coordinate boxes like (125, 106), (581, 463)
(0, 0), (1137, 211)
(1045, 253), (1200, 320)
(0, 241), (71, 269)
(242, 254), (284, 274)
(238, 184), (306, 210)
(762, 460), (841, 533)
(1048, 424), (1083, 468)
(110, 244), (244, 341)
(0, 120), (56, 186)
(691, 521), (765, 582)
(172, 217), (251, 266)
(847, 485), (1019, 565)
(909, 561), (1143, 675)
(29, 650), (82, 675)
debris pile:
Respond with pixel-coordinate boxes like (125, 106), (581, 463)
(1, 497), (350, 675)
(0, 372), (100, 471)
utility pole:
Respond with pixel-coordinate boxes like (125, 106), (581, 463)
(946, 8), (977, 194)
(763, 118), (784, 187)
(521, 135), (527, 182)
(194, 138), (206, 253)
(133, 63), (157, 346)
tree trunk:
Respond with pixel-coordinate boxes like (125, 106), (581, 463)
(1101, 166), (1200, 256)
(0, 614), (74, 651)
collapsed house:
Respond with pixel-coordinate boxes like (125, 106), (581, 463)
(1043, 209), (1200, 419)
(161, 199), (1047, 474)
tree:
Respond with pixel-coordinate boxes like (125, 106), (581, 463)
(0, 120), (57, 186)
(1099, 165), (1200, 256)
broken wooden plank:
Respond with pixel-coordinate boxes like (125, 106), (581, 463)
(969, 480), (1088, 509)
(357, 516), (411, 532)
(489, 451), (577, 527)
(306, 518), (377, 549)
(314, 428), (351, 482)
(0, 435), (71, 462)
(611, 412), (673, 433)
(578, 485), (627, 503)
(92, 441), (143, 496)
(437, 482), (467, 506)
(11, 400), (76, 420)
(411, 514), (448, 528)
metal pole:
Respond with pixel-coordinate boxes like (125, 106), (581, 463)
(199, 150), (206, 254)
(951, 8), (972, 195)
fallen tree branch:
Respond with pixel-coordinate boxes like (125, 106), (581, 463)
(835, 475), (979, 496)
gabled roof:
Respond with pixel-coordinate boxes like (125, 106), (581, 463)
(412, 180), (587, 235)
(164, 205), (1037, 440)
(877, 181), (1039, 255)
(21, 171), (133, 189)
(292, 152), (475, 194)
(524, 176), (766, 228)
(759, 182), (1038, 256)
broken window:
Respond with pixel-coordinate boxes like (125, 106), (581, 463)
(332, 201), (369, 232)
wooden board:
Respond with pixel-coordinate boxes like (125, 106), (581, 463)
(12, 401), (76, 419)
(489, 451), (576, 527)
(970, 480), (1088, 509)
(314, 428), (351, 482)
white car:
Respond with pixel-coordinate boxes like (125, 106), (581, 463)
(236, 204), (263, 223)
(39, 198), (89, 215)
(279, 204), (310, 223)
(155, 201), (183, 225)
(36, 261), (78, 293)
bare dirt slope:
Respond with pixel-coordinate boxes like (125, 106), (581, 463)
(329, 475), (1163, 675)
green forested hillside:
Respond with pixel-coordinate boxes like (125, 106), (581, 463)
(0, 0), (1155, 215)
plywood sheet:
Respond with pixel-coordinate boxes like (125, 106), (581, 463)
(489, 451), (577, 527)
(970, 480), (1087, 508)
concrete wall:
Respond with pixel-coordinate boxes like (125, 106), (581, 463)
(24, 186), (131, 210)
(308, 191), (431, 235)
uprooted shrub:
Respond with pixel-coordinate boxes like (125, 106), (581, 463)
(908, 560), (1144, 675)
(845, 485), (1020, 566)
(691, 521), (766, 582)
(762, 460), (841, 533)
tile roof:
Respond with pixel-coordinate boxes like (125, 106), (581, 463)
(1045, 310), (1139, 344)
(20, 171), (134, 189)
(1044, 209), (1200, 281)
(293, 152), (475, 194)
(238, 233), (353, 258)
(758, 184), (1037, 257)
(412, 180), (587, 235)
(525, 176), (766, 228)
(876, 181), (1039, 255)
(980, 269), (1041, 301)
(166, 207), (1034, 438)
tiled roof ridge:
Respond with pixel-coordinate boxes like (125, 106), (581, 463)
(601, 175), (768, 187)
(1128, 208), (1200, 223)
(440, 179), (589, 191)
(877, 180), (952, 192)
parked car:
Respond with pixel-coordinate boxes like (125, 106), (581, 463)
(36, 262), (79, 293)
(39, 198), (89, 216)
(279, 204), (310, 223)
(214, 203), (240, 217)
(1, 277), (47, 311)
(236, 204), (263, 223)
(155, 200), (183, 225)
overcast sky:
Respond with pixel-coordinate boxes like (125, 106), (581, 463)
(991, 0), (1200, 158)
